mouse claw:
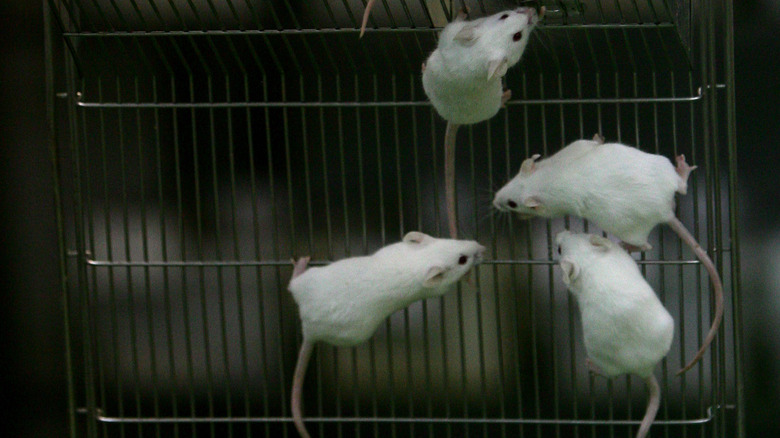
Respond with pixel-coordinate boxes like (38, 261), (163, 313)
(291, 256), (311, 279)
(501, 89), (512, 107)
(675, 154), (697, 180)
(455, 6), (470, 21)
(620, 242), (652, 252)
(460, 267), (482, 291)
(586, 358), (606, 377)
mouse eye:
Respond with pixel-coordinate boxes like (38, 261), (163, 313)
(513, 31), (523, 41)
(458, 255), (469, 265)
(507, 200), (518, 209)
(557, 246), (562, 255)
(500, 14), (509, 20)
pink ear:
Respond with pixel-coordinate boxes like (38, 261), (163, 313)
(523, 197), (542, 209)
(403, 231), (428, 245)
(519, 154), (541, 175)
(423, 266), (446, 287)
(454, 24), (477, 45)
(559, 259), (580, 286)
(487, 57), (509, 80)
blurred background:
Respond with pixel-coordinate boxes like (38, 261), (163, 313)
(0, 0), (777, 436)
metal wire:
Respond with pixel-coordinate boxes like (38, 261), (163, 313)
(47, 1), (742, 437)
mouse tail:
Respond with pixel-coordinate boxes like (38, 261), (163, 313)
(667, 217), (724, 376)
(292, 339), (315, 438)
(636, 374), (660, 438)
(359, 0), (377, 38)
(445, 122), (461, 239)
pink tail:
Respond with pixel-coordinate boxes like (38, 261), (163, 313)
(291, 340), (315, 438)
(359, 0), (377, 38)
(668, 217), (724, 376)
(445, 122), (461, 239)
(636, 374), (660, 438)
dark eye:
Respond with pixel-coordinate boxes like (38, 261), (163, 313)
(458, 255), (469, 265)
(500, 14), (509, 20)
(557, 246), (562, 255)
(513, 31), (523, 41)
(507, 200), (518, 209)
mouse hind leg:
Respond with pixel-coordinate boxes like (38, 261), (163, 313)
(674, 154), (697, 195)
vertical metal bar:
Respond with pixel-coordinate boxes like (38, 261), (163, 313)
(490, 83), (508, 438)
(469, 118), (488, 438)
(118, 76), (145, 438)
(45, 2), (77, 436)
(153, 71), (181, 438)
(134, 75), (163, 438)
(723, 0), (745, 434)
(223, 34), (254, 438)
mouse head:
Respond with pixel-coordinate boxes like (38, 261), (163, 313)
(401, 231), (486, 290)
(452, 7), (542, 80)
(555, 231), (617, 287)
(492, 153), (551, 218)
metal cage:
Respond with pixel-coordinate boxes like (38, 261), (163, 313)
(46, 0), (742, 437)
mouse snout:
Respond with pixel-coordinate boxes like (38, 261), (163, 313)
(473, 244), (487, 263)
(515, 6), (536, 17)
(555, 230), (572, 247)
(493, 196), (518, 212)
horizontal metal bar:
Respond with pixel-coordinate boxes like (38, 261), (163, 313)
(83, 258), (700, 268)
(83, 405), (730, 425)
(62, 23), (677, 38)
(74, 95), (708, 109)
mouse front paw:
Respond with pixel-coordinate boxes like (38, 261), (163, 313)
(456, 6), (470, 21)
(501, 89), (512, 107)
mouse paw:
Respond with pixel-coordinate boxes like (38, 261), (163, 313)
(620, 241), (652, 252)
(592, 133), (605, 144)
(455, 6), (470, 21)
(501, 89), (512, 107)
(586, 358), (606, 377)
(675, 154), (697, 180)
(421, 62), (426, 73)
(291, 256), (311, 279)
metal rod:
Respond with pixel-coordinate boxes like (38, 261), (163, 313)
(86, 405), (731, 425)
(74, 91), (715, 108)
(82, 258), (703, 267)
(61, 22), (678, 38)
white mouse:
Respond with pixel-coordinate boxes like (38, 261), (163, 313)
(556, 231), (674, 438)
(422, 6), (542, 238)
(287, 231), (486, 438)
(493, 136), (723, 375)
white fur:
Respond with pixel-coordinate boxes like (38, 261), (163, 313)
(422, 8), (539, 124)
(494, 141), (685, 247)
(556, 231), (674, 378)
(288, 232), (485, 346)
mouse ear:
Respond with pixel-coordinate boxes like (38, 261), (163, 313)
(403, 231), (428, 245)
(423, 266), (447, 287)
(519, 154), (540, 175)
(559, 259), (580, 286)
(523, 196), (542, 210)
(454, 24), (478, 46)
(588, 235), (611, 252)
(487, 57), (509, 81)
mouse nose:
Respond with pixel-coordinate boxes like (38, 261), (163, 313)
(515, 6), (536, 16)
(475, 244), (486, 260)
(492, 196), (518, 212)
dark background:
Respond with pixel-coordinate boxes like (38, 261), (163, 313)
(1, 0), (777, 436)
